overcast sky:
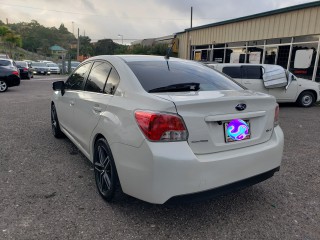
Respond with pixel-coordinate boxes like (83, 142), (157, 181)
(0, 0), (317, 44)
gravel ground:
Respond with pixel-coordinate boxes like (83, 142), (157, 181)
(0, 76), (319, 240)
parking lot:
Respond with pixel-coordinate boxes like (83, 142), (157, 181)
(0, 75), (319, 240)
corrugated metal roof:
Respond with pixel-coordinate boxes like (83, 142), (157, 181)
(182, 1), (320, 32)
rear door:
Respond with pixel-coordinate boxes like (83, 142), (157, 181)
(72, 61), (120, 154)
(221, 66), (242, 85)
(241, 65), (268, 94)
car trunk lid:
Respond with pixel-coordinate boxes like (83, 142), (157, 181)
(154, 90), (277, 154)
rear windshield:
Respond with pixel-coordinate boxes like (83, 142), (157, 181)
(16, 61), (27, 67)
(0, 60), (11, 66)
(127, 60), (243, 92)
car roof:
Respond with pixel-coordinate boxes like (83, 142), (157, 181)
(87, 55), (186, 63)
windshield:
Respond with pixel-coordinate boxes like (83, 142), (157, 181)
(127, 60), (243, 92)
(47, 63), (58, 67)
(32, 62), (47, 67)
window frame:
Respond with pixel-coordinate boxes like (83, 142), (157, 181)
(64, 61), (93, 91)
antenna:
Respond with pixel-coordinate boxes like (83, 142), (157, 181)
(164, 34), (177, 60)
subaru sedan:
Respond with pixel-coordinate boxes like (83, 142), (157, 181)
(51, 55), (284, 204)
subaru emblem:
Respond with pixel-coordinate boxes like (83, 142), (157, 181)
(235, 103), (246, 111)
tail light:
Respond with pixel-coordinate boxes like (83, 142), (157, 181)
(135, 111), (188, 142)
(12, 71), (19, 76)
(274, 104), (279, 127)
(23, 68), (28, 71)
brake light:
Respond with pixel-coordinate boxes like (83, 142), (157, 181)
(12, 71), (19, 76)
(135, 111), (188, 141)
(274, 104), (279, 127)
(23, 68), (28, 71)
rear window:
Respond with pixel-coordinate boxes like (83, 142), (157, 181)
(222, 67), (242, 78)
(16, 61), (27, 67)
(242, 66), (263, 79)
(127, 60), (243, 92)
(0, 60), (11, 66)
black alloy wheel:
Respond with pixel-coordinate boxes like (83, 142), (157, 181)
(51, 104), (64, 138)
(94, 138), (119, 202)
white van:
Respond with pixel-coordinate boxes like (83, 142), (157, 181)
(207, 63), (320, 107)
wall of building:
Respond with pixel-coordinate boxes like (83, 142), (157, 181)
(177, 5), (320, 59)
(176, 3), (320, 82)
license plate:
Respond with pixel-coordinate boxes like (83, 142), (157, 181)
(41, 71), (44, 73)
(224, 119), (251, 143)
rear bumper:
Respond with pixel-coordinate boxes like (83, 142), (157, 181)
(7, 77), (20, 87)
(112, 126), (284, 204)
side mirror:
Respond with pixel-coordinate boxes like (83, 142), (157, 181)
(52, 81), (65, 95)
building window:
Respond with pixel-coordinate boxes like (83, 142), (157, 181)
(293, 35), (320, 43)
(247, 46), (264, 64)
(266, 37), (291, 44)
(289, 42), (318, 80)
(212, 49), (224, 63)
(225, 48), (246, 63)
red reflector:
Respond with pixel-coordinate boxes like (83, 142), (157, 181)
(135, 111), (187, 141)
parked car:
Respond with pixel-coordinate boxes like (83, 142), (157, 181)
(46, 63), (60, 74)
(58, 61), (80, 74)
(206, 63), (320, 107)
(0, 53), (10, 59)
(15, 61), (33, 79)
(0, 58), (20, 92)
(32, 62), (51, 75)
(51, 55), (284, 204)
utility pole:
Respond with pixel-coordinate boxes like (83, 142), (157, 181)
(72, 21), (74, 35)
(77, 28), (80, 61)
(191, 6), (193, 28)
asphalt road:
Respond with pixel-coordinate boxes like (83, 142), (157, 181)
(0, 75), (319, 240)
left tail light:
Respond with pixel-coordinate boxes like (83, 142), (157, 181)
(135, 111), (188, 142)
(274, 104), (280, 127)
(12, 71), (19, 76)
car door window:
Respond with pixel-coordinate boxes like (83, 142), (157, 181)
(242, 66), (263, 79)
(104, 68), (120, 95)
(65, 62), (92, 90)
(85, 62), (112, 93)
(222, 67), (242, 78)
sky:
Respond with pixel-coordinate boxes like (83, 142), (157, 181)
(0, 0), (317, 44)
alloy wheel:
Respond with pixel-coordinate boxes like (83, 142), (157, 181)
(0, 81), (8, 92)
(94, 145), (113, 195)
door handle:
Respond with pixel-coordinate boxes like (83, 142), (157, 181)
(93, 106), (102, 113)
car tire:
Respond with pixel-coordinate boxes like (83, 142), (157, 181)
(27, 73), (31, 79)
(51, 104), (64, 138)
(0, 80), (8, 92)
(297, 91), (315, 107)
(94, 138), (120, 202)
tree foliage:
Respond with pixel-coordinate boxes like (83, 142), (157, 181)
(6, 20), (76, 55)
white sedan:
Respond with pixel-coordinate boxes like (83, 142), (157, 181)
(51, 55), (284, 204)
